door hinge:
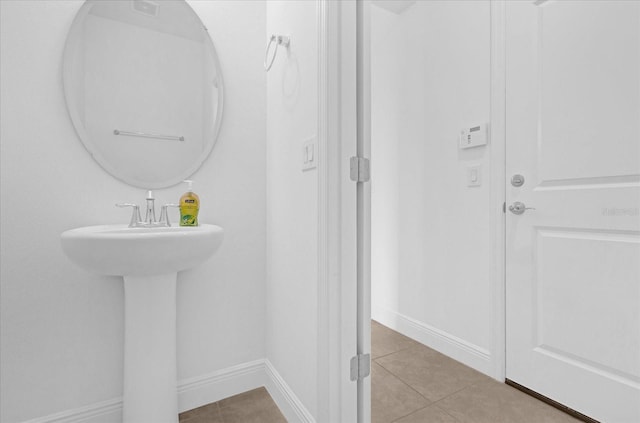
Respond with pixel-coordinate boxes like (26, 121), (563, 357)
(350, 157), (370, 183)
(503, 202), (506, 213)
(350, 353), (371, 381)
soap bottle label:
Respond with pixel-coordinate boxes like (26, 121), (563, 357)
(180, 199), (199, 226)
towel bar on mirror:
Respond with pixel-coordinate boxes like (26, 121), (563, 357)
(113, 130), (185, 142)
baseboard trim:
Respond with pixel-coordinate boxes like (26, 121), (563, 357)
(264, 359), (315, 423)
(372, 306), (493, 376)
(177, 359), (266, 412)
(20, 359), (267, 423)
(20, 398), (123, 423)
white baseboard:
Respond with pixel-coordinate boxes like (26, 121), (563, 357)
(19, 398), (123, 423)
(20, 359), (267, 423)
(372, 305), (493, 376)
(264, 359), (315, 423)
(177, 359), (266, 412)
(20, 359), (316, 423)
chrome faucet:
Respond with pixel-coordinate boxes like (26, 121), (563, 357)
(144, 190), (157, 225)
(116, 190), (178, 228)
(115, 203), (142, 227)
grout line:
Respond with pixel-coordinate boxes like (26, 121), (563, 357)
(429, 384), (476, 406)
(427, 379), (499, 416)
(374, 361), (434, 405)
(371, 336), (425, 362)
(372, 343), (419, 361)
(388, 403), (464, 423)
(389, 405), (430, 423)
(432, 403), (464, 423)
(373, 336), (450, 363)
(374, 345), (482, 407)
(378, 353), (482, 408)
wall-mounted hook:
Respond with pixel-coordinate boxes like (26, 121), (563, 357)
(264, 34), (291, 72)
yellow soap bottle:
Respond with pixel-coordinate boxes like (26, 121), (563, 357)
(179, 180), (200, 226)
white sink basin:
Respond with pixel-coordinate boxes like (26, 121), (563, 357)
(61, 224), (224, 276)
(60, 223), (223, 423)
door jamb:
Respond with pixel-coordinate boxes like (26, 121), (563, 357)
(489, 0), (507, 382)
(317, 1), (359, 422)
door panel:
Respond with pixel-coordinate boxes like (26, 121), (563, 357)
(505, 2), (640, 422)
(535, 229), (640, 379)
(537, 1), (639, 183)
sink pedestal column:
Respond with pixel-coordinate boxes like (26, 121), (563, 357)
(123, 273), (178, 423)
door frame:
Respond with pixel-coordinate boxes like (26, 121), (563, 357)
(318, 1), (509, 421)
(355, 1), (372, 421)
(489, 0), (507, 382)
(345, 0), (510, 383)
(316, 0), (360, 422)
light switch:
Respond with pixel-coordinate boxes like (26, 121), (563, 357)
(302, 137), (317, 171)
(467, 164), (481, 187)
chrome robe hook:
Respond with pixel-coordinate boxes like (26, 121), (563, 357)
(264, 34), (291, 72)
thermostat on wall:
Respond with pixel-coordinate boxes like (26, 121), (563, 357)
(459, 124), (488, 149)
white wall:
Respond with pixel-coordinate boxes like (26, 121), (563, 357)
(0, 1), (266, 421)
(265, 0), (319, 419)
(371, 5), (401, 324)
(371, 1), (495, 375)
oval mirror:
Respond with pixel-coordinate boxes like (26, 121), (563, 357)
(63, 0), (223, 188)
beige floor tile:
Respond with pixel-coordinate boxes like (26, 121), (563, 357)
(372, 362), (430, 423)
(393, 404), (461, 423)
(217, 387), (270, 408)
(371, 320), (420, 360)
(376, 344), (491, 402)
(218, 387), (287, 423)
(179, 402), (223, 423)
(436, 379), (581, 423)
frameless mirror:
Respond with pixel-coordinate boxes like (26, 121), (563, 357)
(63, 0), (223, 188)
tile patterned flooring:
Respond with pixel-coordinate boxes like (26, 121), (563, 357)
(179, 387), (286, 423)
(370, 320), (579, 423)
(179, 321), (580, 423)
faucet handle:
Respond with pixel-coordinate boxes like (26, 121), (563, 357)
(116, 203), (142, 227)
(159, 203), (179, 227)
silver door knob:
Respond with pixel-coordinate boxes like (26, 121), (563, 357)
(509, 201), (535, 215)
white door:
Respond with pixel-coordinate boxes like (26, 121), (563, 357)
(505, 1), (640, 422)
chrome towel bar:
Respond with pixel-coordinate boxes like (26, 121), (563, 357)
(113, 129), (184, 142)
(264, 34), (291, 72)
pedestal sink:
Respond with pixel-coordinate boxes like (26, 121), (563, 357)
(61, 224), (224, 423)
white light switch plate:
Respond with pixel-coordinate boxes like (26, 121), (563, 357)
(302, 137), (317, 171)
(467, 164), (482, 187)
